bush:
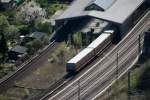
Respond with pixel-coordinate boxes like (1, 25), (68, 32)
(26, 39), (43, 55)
(48, 42), (76, 64)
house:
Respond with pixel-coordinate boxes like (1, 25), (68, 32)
(0, 0), (14, 9)
(27, 32), (45, 40)
(8, 45), (28, 60)
(21, 32), (45, 45)
(0, 0), (21, 9)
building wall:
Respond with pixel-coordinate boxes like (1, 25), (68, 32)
(119, 1), (149, 37)
(143, 31), (150, 55)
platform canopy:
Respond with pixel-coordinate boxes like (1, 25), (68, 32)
(55, 0), (145, 24)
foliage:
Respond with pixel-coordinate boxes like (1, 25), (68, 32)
(4, 25), (19, 40)
(72, 32), (82, 48)
(46, 3), (66, 17)
(0, 64), (15, 78)
(0, 15), (9, 32)
(137, 59), (150, 91)
(0, 33), (8, 59)
(16, 24), (30, 34)
(34, 18), (52, 33)
(26, 39), (43, 54)
(15, 11), (27, 24)
(49, 42), (76, 64)
(42, 34), (50, 45)
(35, 0), (49, 8)
(35, 0), (67, 18)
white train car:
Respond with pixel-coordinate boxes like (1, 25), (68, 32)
(66, 48), (94, 73)
(66, 30), (114, 73)
(88, 30), (114, 55)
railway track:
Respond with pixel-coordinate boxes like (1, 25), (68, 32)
(0, 40), (57, 92)
(36, 9), (150, 100)
(46, 11), (150, 100)
(0, 3), (68, 92)
(36, 46), (115, 100)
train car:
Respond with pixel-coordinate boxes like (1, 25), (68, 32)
(66, 30), (114, 73)
(66, 48), (95, 73)
(88, 30), (114, 55)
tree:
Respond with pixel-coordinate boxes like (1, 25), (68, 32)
(0, 15), (9, 32)
(42, 35), (50, 45)
(0, 32), (8, 60)
(34, 17), (52, 33)
(4, 25), (19, 40)
(73, 32), (82, 48)
(26, 39), (43, 55)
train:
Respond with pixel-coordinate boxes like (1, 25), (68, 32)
(66, 30), (114, 73)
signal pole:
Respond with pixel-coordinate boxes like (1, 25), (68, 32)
(138, 34), (141, 54)
(78, 80), (80, 100)
(128, 70), (131, 100)
(116, 53), (119, 100)
(116, 53), (119, 79)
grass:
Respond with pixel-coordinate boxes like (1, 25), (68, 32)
(0, 87), (41, 100)
(0, 64), (16, 78)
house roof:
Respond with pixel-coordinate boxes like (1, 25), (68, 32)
(0, 0), (12, 3)
(10, 45), (28, 54)
(29, 32), (45, 40)
(56, 0), (145, 24)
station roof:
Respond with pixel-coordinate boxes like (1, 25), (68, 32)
(56, 0), (144, 24)
(88, 0), (116, 11)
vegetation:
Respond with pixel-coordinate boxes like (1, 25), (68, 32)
(137, 58), (150, 92)
(0, 32), (8, 61)
(25, 39), (42, 55)
(72, 32), (82, 49)
(35, 0), (67, 18)
(0, 64), (15, 78)
(49, 42), (76, 65)
(34, 18), (53, 33)
(0, 0), (61, 78)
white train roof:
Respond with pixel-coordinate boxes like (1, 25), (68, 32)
(88, 33), (111, 48)
(68, 48), (94, 64)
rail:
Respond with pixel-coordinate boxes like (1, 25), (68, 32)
(47, 10), (150, 100)
(0, 41), (56, 91)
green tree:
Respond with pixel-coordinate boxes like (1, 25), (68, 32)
(4, 25), (19, 40)
(26, 39), (43, 54)
(42, 35), (50, 45)
(34, 17), (52, 33)
(73, 32), (82, 48)
(0, 15), (9, 32)
(0, 32), (8, 60)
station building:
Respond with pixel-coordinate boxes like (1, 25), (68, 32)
(54, 0), (149, 37)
